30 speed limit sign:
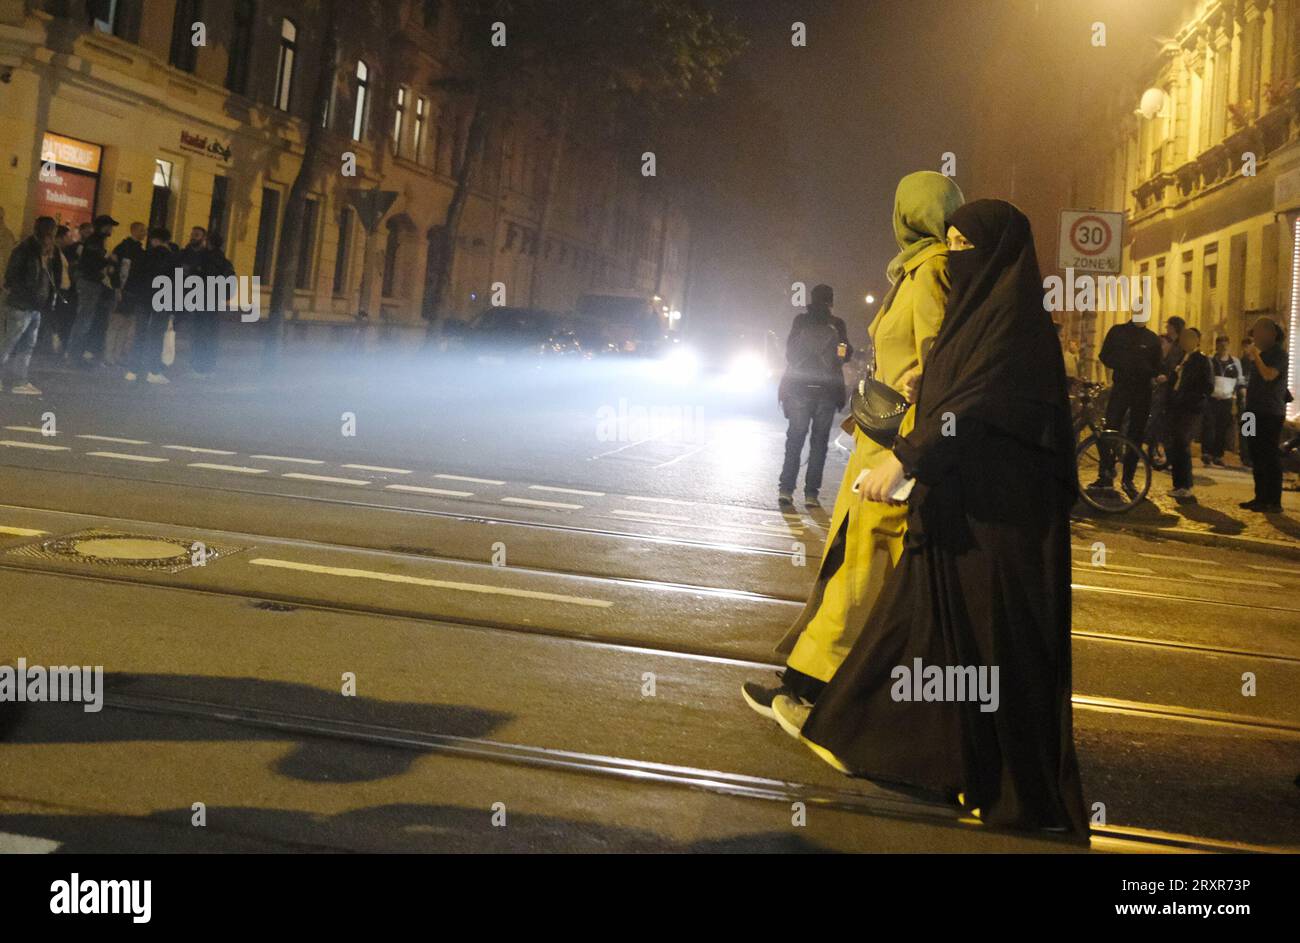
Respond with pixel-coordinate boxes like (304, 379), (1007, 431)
(1058, 209), (1124, 274)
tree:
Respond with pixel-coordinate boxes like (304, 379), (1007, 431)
(428, 0), (744, 324)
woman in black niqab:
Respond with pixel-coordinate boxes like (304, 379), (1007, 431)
(799, 199), (1088, 837)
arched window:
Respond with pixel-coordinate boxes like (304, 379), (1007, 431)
(352, 60), (369, 141)
(274, 18), (297, 111)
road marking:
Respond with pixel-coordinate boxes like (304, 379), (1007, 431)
(1138, 551), (1220, 566)
(86, 451), (168, 463)
(1070, 562), (1155, 576)
(0, 439), (70, 451)
(343, 464), (412, 474)
(1190, 571), (1281, 588)
(188, 462), (269, 475)
(247, 557), (612, 608)
(251, 454), (325, 465)
(501, 496), (582, 510)
(612, 509), (690, 522)
(0, 525), (46, 536)
(625, 495), (696, 506)
(529, 485), (606, 497)
(436, 474), (505, 485)
(164, 445), (238, 455)
(282, 472), (370, 486)
(1247, 564), (1300, 577)
(387, 484), (474, 497)
(77, 434), (150, 445)
(0, 831), (60, 854)
(654, 443), (710, 469)
(3, 425), (46, 434)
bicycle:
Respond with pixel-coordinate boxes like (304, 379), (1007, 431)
(1070, 380), (1153, 514)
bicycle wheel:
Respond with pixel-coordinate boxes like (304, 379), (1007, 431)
(1076, 431), (1152, 513)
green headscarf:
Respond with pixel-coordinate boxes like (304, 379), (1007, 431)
(886, 171), (965, 285)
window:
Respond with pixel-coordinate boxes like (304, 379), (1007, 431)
(169, 0), (202, 73)
(413, 97), (428, 165)
(90, 0), (138, 39)
(274, 18), (297, 111)
(333, 208), (353, 295)
(207, 175), (229, 245)
(382, 223), (400, 297)
(225, 0), (255, 95)
(253, 187), (281, 278)
(352, 61), (369, 141)
(393, 86), (408, 154)
(295, 199), (319, 290)
(149, 159), (174, 231)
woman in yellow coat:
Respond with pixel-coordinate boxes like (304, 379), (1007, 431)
(743, 171), (964, 729)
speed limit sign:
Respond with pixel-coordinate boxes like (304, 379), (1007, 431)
(1058, 209), (1124, 274)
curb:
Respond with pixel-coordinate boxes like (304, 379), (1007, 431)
(1075, 513), (1300, 561)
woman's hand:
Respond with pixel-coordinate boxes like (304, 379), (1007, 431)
(899, 365), (923, 404)
(854, 452), (908, 503)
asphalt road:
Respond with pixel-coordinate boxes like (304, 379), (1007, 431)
(0, 353), (1297, 853)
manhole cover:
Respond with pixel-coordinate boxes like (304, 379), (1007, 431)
(3, 529), (247, 573)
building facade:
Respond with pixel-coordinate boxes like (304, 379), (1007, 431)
(0, 0), (690, 341)
(1073, 0), (1298, 412)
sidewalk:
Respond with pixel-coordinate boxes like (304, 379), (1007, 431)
(1076, 454), (1300, 559)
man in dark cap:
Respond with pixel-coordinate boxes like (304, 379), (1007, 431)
(777, 283), (851, 508)
(64, 213), (118, 364)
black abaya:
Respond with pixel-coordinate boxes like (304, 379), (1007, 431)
(800, 200), (1088, 837)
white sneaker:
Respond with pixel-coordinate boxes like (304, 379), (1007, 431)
(124, 371), (138, 382)
(1169, 487), (1194, 498)
(10, 382), (41, 395)
(772, 693), (813, 740)
(145, 372), (170, 385)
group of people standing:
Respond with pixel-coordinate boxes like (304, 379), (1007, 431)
(760, 172), (1087, 837)
(1096, 310), (1290, 512)
(0, 215), (234, 393)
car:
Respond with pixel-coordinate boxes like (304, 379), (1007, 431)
(457, 307), (565, 364)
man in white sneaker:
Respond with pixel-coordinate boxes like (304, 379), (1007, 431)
(124, 227), (176, 385)
(1, 216), (57, 395)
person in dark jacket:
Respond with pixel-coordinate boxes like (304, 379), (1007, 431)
(1165, 327), (1212, 497)
(778, 283), (852, 507)
(1240, 316), (1291, 513)
(125, 228), (177, 384)
(1092, 313), (1162, 497)
(64, 214), (118, 364)
(1, 217), (57, 394)
(191, 232), (233, 374)
(1204, 334), (1243, 466)
(39, 224), (75, 354)
(106, 222), (147, 366)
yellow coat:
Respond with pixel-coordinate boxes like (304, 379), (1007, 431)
(777, 243), (951, 680)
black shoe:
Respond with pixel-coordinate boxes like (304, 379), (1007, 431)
(778, 492), (795, 510)
(1239, 500), (1263, 511)
(1121, 480), (1140, 501)
(1256, 503), (1284, 513)
(1086, 478), (1115, 491)
(741, 680), (791, 719)
(804, 493), (821, 508)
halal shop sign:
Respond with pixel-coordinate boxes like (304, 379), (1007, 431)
(1058, 209), (1124, 274)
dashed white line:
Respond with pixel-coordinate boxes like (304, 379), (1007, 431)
(251, 455), (326, 465)
(386, 484), (474, 498)
(342, 464), (412, 474)
(625, 495), (696, 506)
(1247, 563), (1300, 577)
(0, 525), (46, 536)
(529, 485), (606, 497)
(3, 425), (47, 434)
(165, 445), (238, 455)
(282, 472), (370, 486)
(612, 509), (690, 522)
(1138, 551), (1221, 566)
(0, 440), (70, 451)
(437, 474), (506, 485)
(1189, 572), (1281, 588)
(247, 557), (612, 608)
(1070, 563), (1155, 576)
(86, 451), (168, 463)
(188, 462), (269, 475)
(501, 496), (582, 510)
(77, 435), (150, 445)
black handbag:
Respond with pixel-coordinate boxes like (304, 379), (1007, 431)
(849, 363), (909, 446)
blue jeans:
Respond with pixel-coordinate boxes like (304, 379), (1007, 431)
(780, 392), (837, 496)
(0, 307), (41, 385)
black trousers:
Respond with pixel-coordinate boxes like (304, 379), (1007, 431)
(191, 311), (219, 372)
(780, 391), (837, 497)
(1167, 409), (1201, 490)
(1248, 412), (1284, 505)
(1099, 382), (1152, 482)
(1202, 397), (1233, 460)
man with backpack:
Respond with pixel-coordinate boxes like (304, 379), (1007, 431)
(778, 283), (852, 508)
